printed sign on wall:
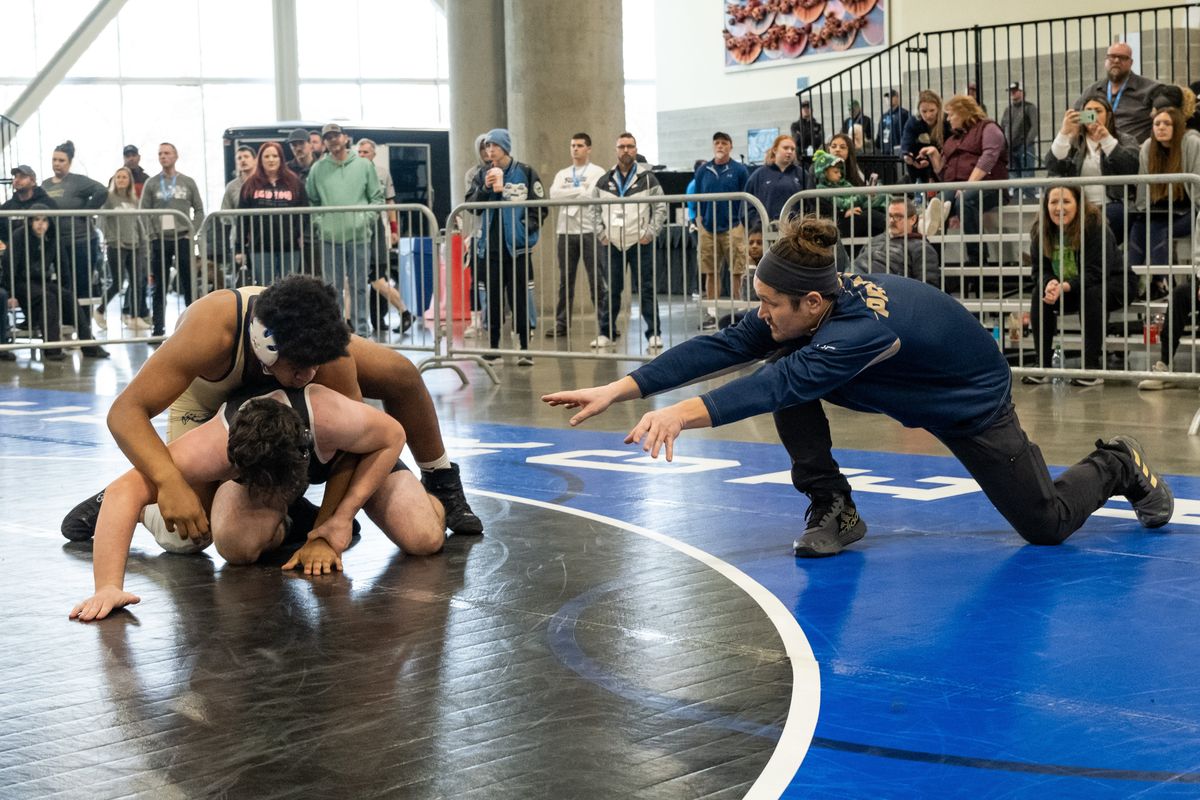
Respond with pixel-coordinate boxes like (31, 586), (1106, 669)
(724, 0), (886, 69)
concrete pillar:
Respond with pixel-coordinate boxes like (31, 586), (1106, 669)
(503, 0), (625, 313)
(447, 0), (507, 207)
(503, 0), (625, 192)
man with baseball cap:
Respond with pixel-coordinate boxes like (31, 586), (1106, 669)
(1001, 81), (1039, 200)
(305, 122), (383, 337)
(1, 165), (57, 244)
(123, 145), (149, 196)
(543, 217), (1175, 558)
(285, 128), (316, 180)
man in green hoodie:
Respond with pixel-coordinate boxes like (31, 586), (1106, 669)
(306, 122), (383, 337)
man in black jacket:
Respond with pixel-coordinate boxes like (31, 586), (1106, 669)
(791, 101), (825, 155)
(1, 165), (57, 245)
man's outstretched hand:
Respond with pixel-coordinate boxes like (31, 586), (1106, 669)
(283, 536), (343, 575)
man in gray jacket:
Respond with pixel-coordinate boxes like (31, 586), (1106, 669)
(853, 197), (941, 288)
(139, 142), (205, 335)
(1075, 42), (1160, 143)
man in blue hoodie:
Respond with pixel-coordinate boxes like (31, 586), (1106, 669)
(543, 217), (1174, 558)
(693, 132), (750, 329)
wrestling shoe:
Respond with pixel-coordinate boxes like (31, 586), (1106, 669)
(793, 492), (867, 557)
(422, 462), (484, 535)
(61, 490), (105, 541)
(1104, 435), (1174, 528)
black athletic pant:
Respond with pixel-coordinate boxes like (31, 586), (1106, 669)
(484, 248), (530, 351)
(1029, 278), (1128, 370)
(774, 400), (1135, 545)
(150, 235), (192, 336)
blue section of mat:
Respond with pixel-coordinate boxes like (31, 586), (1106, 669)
(4, 386), (1198, 797)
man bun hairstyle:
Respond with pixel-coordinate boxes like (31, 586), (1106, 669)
(255, 275), (350, 368)
(755, 216), (841, 300)
(227, 398), (311, 508)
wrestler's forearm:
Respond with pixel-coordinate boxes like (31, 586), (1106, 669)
(92, 473), (154, 591)
(332, 444), (402, 524)
(107, 400), (184, 490)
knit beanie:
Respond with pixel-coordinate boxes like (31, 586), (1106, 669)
(812, 149), (844, 176)
(484, 128), (512, 154)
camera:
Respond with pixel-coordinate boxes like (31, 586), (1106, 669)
(1079, 109), (1098, 125)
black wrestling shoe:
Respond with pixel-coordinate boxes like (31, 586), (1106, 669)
(61, 490), (105, 541)
(793, 492), (866, 558)
(422, 463), (484, 535)
(284, 495), (361, 545)
(1103, 435), (1174, 528)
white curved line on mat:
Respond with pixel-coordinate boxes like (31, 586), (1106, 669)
(470, 488), (819, 799)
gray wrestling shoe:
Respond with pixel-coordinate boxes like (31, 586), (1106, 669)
(1105, 435), (1174, 528)
(793, 492), (867, 558)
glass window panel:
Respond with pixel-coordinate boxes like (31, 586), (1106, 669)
(360, 3), (438, 80)
(625, 84), (659, 165)
(435, 12), (449, 80)
(120, 84), (209, 204)
(117, 0), (202, 78)
(198, 0), (274, 78)
(0, 1), (37, 78)
(67, 16), (120, 77)
(297, 0), (360, 79)
(300, 83), (363, 122)
(361, 83), (442, 128)
(623, 1), (657, 80)
(35, 84), (124, 183)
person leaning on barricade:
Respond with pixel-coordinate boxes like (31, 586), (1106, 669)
(1022, 177), (1134, 388)
(589, 132), (668, 350)
(7, 207), (108, 360)
(464, 128), (547, 365)
(543, 216), (1176, 558)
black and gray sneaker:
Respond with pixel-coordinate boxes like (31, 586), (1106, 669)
(422, 463), (484, 535)
(61, 490), (105, 541)
(793, 493), (867, 557)
(1105, 435), (1174, 528)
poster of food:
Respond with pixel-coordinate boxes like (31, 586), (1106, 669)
(724, 0), (886, 69)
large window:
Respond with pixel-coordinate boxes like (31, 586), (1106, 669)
(2, 0), (656, 210)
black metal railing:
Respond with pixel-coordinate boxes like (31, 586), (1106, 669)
(795, 4), (1200, 182)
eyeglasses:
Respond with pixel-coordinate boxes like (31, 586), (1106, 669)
(1105, 54), (1131, 62)
(886, 213), (913, 220)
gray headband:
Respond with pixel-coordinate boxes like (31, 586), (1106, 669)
(755, 248), (840, 296)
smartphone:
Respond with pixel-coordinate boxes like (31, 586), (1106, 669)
(1079, 109), (1098, 125)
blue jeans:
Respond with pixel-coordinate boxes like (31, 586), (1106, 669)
(322, 239), (372, 336)
(251, 250), (301, 287)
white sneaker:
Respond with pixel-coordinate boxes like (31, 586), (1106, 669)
(647, 335), (664, 350)
(122, 315), (151, 331)
(589, 335), (612, 349)
(463, 324), (481, 339)
(921, 198), (946, 236)
(1137, 361), (1174, 391)
(92, 309), (108, 332)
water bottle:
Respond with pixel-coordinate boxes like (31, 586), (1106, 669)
(1051, 343), (1065, 385)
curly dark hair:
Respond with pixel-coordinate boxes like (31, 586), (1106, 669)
(255, 275), (350, 367)
(227, 398), (311, 508)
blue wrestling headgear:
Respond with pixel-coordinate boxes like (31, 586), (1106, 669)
(249, 317), (279, 367)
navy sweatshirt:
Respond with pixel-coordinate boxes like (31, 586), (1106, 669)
(630, 272), (1012, 438)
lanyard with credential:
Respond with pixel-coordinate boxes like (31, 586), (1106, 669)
(1107, 81), (1126, 112)
(159, 173), (178, 201)
(614, 166), (637, 197)
(571, 164), (588, 188)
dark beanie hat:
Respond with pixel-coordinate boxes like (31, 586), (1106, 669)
(755, 218), (841, 296)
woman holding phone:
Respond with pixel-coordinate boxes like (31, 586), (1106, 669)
(1043, 98), (1139, 243)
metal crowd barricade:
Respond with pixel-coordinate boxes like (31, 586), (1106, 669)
(198, 203), (443, 357)
(1, 206), (192, 356)
(423, 192), (769, 385)
(778, 174), (1200, 405)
